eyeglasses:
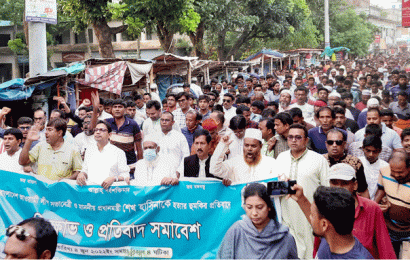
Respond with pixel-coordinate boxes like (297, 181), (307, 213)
(6, 225), (37, 241)
(209, 98), (216, 101)
(326, 140), (344, 146)
(94, 128), (108, 132)
(18, 127), (30, 130)
(223, 99), (231, 103)
(287, 135), (303, 141)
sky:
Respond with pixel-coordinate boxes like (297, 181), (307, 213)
(370, 0), (399, 9)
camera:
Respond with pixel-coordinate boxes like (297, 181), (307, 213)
(267, 180), (297, 196)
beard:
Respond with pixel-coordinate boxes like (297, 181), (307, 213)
(280, 101), (290, 108)
(244, 152), (262, 167)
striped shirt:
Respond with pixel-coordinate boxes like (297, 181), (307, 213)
(378, 166), (410, 232)
(105, 117), (142, 165)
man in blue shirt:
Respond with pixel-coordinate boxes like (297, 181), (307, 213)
(390, 74), (410, 102)
(308, 107), (347, 154)
(181, 110), (202, 150)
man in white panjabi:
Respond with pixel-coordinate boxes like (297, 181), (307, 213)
(132, 135), (179, 186)
(210, 128), (277, 184)
(76, 121), (130, 189)
(276, 123), (329, 259)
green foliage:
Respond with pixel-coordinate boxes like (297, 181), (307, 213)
(0, 0), (25, 26)
(330, 8), (376, 57)
(8, 38), (27, 55)
(58, 0), (113, 32)
(204, 0), (312, 60)
(109, 2), (144, 39)
(124, 0), (200, 51)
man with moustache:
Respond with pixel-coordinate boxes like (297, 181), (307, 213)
(276, 124), (329, 259)
(210, 128), (277, 184)
(178, 129), (231, 185)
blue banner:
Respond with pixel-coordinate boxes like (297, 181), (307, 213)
(0, 170), (276, 259)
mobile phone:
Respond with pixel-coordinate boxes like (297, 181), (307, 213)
(267, 180), (297, 196)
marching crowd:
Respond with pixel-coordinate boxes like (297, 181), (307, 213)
(2, 56), (410, 259)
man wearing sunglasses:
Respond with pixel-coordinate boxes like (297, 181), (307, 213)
(222, 93), (237, 127)
(3, 217), (57, 259)
(323, 128), (370, 199)
(276, 123), (329, 259)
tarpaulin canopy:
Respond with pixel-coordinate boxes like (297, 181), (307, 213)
(76, 59), (154, 94)
(0, 78), (58, 101)
(321, 46), (351, 57)
(153, 53), (198, 75)
(25, 63), (86, 86)
(243, 49), (286, 62)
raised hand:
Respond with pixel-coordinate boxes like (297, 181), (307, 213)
(26, 124), (40, 141)
(221, 135), (233, 146)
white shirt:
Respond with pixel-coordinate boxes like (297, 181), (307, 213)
(190, 83), (204, 98)
(98, 110), (113, 121)
(289, 103), (315, 124)
(158, 130), (190, 171)
(227, 133), (243, 159)
(74, 132), (96, 155)
(81, 143), (129, 185)
(355, 123), (403, 150)
(142, 118), (180, 137)
(136, 104), (147, 118)
(132, 156), (177, 186)
(359, 156), (389, 200)
(0, 149), (25, 174)
(276, 149), (329, 259)
(210, 142), (278, 184)
(223, 106), (237, 127)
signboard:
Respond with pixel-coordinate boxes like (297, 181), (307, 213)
(403, 0), (410, 27)
(0, 170), (278, 259)
(374, 35), (381, 44)
(62, 52), (86, 63)
(25, 0), (57, 24)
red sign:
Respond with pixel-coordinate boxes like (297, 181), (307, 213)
(374, 35), (380, 43)
(403, 0), (410, 27)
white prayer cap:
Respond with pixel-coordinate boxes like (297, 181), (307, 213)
(367, 98), (380, 108)
(244, 129), (263, 143)
(143, 135), (159, 145)
(324, 86), (333, 93)
(328, 92), (341, 98)
(328, 163), (355, 181)
(280, 89), (292, 97)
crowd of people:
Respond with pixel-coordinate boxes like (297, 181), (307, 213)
(2, 56), (410, 258)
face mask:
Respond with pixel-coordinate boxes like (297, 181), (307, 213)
(144, 149), (157, 162)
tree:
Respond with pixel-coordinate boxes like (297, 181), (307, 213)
(330, 9), (376, 57)
(124, 0), (200, 53)
(203, 0), (311, 61)
(59, 0), (130, 58)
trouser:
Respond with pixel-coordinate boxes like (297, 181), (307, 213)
(129, 167), (135, 180)
(389, 229), (410, 258)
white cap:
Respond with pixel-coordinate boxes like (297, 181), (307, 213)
(143, 134), (159, 145)
(328, 163), (356, 181)
(244, 129), (263, 143)
(150, 83), (158, 89)
(362, 90), (371, 96)
(329, 92), (341, 98)
(367, 98), (380, 108)
(324, 86), (333, 93)
(280, 89), (292, 97)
